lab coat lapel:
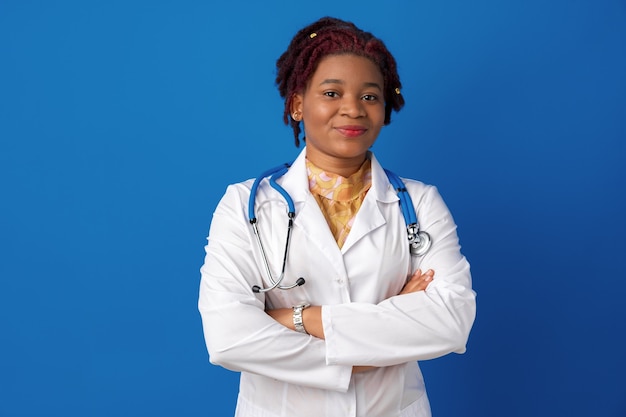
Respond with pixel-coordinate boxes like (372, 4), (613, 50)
(277, 149), (399, 261)
(278, 149), (344, 264)
(340, 154), (399, 254)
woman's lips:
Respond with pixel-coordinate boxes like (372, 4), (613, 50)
(335, 125), (368, 138)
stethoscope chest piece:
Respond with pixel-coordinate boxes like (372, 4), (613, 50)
(386, 167), (433, 259)
(409, 229), (432, 257)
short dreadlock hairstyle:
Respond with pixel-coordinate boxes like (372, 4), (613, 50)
(276, 17), (405, 147)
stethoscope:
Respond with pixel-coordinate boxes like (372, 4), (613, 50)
(248, 163), (431, 293)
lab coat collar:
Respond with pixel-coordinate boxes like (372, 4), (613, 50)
(280, 147), (400, 204)
(279, 147), (400, 254)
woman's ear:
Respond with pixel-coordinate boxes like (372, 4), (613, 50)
(290, 93), (303, 121)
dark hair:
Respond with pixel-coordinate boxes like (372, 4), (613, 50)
(275, 17), (405, 147)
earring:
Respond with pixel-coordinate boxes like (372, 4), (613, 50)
(292, 111), (301, 121)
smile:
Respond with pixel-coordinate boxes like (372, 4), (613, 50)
(335, 125), (368, 138)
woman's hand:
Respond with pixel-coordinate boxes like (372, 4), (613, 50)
(399, 268), (434, 295)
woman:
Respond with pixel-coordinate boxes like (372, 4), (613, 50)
(198, 17), (476, 417)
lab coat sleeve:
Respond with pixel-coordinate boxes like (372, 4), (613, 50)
(198, 184), (352, 392)
(322, 184), (476, 367)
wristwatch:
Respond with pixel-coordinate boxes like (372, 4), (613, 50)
(292, 302), (311, 334)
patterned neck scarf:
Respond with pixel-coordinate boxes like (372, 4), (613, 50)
(306, 159), (372, 248)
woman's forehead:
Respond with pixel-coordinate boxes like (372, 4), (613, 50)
(309, 54), (384, 84)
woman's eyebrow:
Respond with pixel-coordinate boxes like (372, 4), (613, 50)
(318, 79), (382, 90)
(319, 78), (343, 86)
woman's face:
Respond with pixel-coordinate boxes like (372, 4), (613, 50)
(292, 54), (385, 175)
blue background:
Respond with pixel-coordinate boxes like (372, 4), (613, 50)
(1, 0), (625, 416)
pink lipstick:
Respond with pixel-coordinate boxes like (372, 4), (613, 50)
(335, 125), (367, 138)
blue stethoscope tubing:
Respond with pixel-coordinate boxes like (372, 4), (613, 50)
(248, 163), (305, 293)
(383, 169), (432, 257)
(248, 163), (431, 293)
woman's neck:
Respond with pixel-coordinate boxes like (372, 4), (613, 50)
(304, 152), (369, 178)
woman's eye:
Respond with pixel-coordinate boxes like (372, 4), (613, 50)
(324, 91), (339, 98)
(362, 94), (378, 102)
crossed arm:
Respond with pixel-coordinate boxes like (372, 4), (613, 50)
(266, 268), (435, 372)
(266, 268), (434, 338)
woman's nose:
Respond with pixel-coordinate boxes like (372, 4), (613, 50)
(340, 96), (366, 118)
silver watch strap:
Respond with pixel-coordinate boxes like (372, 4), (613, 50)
(293, 303), (310, 334)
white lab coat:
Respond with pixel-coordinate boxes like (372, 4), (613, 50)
(198, 148), (476, 417)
